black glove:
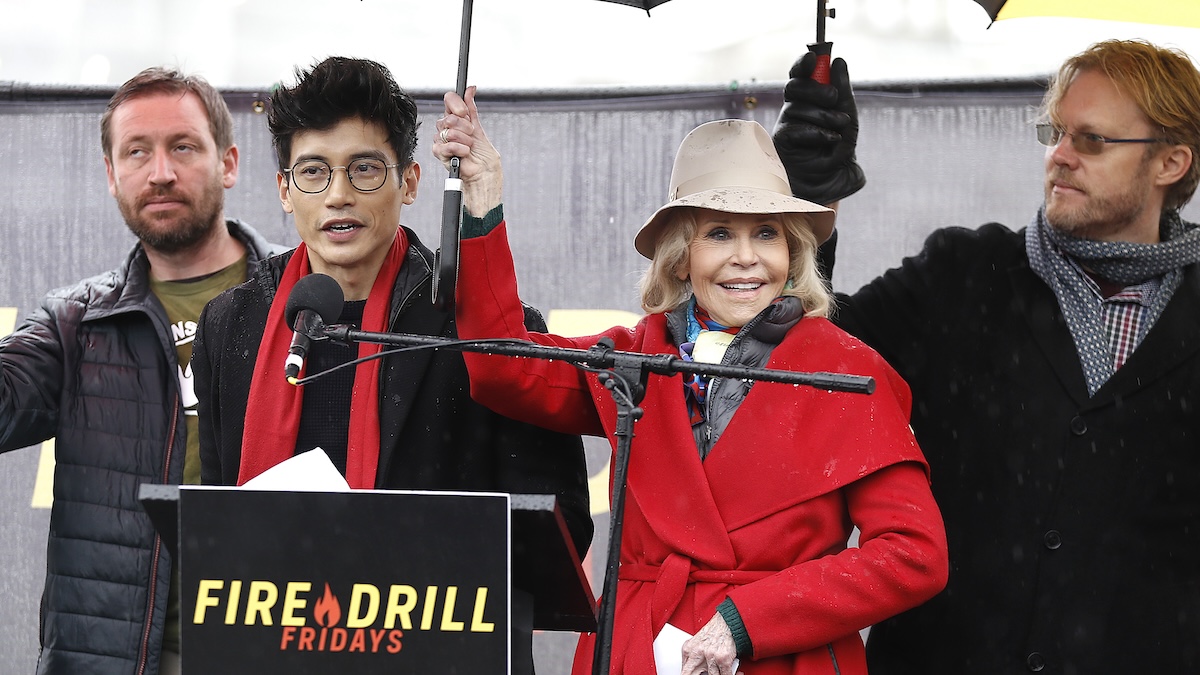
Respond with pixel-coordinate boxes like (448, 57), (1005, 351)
(773, 52), (865, 205)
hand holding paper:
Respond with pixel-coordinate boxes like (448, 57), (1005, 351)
(656, 616), (740, 675)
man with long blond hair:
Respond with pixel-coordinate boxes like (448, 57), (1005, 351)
(775, 39), (1200, 674)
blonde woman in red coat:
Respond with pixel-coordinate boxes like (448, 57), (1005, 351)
(434, 89), (948, 675)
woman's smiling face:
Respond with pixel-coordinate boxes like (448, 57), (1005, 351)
(680, 208), (790, 328)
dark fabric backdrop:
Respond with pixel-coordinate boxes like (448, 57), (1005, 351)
(3, 78), (1196, 672)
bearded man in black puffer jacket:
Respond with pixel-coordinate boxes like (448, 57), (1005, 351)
(0, 67), (285, 675)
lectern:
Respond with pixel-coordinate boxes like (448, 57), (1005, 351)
(140, 485), (595, 674)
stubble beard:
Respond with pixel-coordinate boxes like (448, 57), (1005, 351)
(117, 171), (225, 255)
(1044, 161), (1154, 241)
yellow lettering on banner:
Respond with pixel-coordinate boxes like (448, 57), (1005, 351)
(545, 309), (639, 337)
(190, 581), (503, 633)
(0, 307), (15, 337)
(471, 587), (495, 632)
(420, 586), (438, 630)
(280, 581), (309, 627)
(440, 586), (465, 631)
(347, 584), (381, 628)
(245, 581), (279, 625)
(194, 580), (224, 624)
(545, 309), (639, 518)
(0, 312), (51, 510)
(224, 580), (244, 624)
(384, 584), (418, 629)
(588, 462), (610, 516)
(32, 439), (55, 509)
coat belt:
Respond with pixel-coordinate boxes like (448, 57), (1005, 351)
(618, 554), (773, 631)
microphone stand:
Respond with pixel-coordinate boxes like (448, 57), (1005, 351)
(319, 324), (874, 675)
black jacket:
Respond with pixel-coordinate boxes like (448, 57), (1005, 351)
(833, 223), (1200, 675)
(0, 220), (283, 675)
(193, 226), (593, 565)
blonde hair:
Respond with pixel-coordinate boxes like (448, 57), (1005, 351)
(1043, 39), (1200, 210)
(637, 208), (831, 319)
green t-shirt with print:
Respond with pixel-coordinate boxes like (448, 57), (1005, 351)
(149, 253), (248, 654)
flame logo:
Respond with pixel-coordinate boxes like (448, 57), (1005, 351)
(313, 583), (342, 627)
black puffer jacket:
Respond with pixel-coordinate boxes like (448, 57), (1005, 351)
(0, 220), (284, 675)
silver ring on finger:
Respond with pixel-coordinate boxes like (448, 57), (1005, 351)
(439, 128), (450, 143)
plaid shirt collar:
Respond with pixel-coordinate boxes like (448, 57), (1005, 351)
(1074, 259), (1161, 370)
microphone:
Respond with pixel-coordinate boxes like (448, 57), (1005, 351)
(283, 273), (344, 383)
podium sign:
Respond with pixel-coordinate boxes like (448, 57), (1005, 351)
(179, 488), (511, 674)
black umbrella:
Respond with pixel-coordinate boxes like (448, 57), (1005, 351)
(972, 0), (1005, 20)
(595, 0), (837, 81)
(595, 0), (673, 12)
(591, 0), (839, 84)
(435, 0), (840, 310)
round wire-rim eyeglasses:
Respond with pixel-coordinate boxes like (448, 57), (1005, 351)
(283, 159), (402, 194)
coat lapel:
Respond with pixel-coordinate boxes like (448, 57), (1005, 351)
(1092, 264), (1200, 405)
(375, 258), (444, 482)
(1012, 259), (1200, 409)
(621, 317), (737, 568)
(1010, 265), (1090, 406)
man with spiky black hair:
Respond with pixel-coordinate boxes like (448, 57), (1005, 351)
(192, 58), (592, 674)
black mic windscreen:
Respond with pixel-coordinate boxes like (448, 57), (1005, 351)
(284, 273), (345, 330)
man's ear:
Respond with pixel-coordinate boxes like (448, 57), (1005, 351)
(221, 145), (240, 190)
(400, 162), (420, 205)
(1156, 144), (1193, 189)
(105, 157), (118, 198)
(277, 172), (293, 214)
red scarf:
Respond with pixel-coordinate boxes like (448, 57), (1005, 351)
(238, 229), (407, 488)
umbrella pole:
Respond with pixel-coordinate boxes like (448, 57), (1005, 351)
(809, 0), (832, 85)
(434, 0), (474, 309)
(455, 0), (473, 97)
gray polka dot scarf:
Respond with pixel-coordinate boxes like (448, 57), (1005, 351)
(1025, 207), (1200, 396)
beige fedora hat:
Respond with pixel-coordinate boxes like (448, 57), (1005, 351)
(633, 119), (835, 259)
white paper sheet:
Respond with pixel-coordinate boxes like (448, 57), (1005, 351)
(241, 448), (351, 491)
(653, 622), (739, 675)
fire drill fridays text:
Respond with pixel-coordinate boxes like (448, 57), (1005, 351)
(193, 580), (497, 632)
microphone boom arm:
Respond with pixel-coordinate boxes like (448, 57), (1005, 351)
(321, 324), (875, 395)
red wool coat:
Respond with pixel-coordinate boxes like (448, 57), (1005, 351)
(457, 224), (948, 675)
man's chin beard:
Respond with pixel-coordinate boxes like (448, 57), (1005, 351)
(119, 187), (224, 255)
(1044, 186), (1099, 232)
(1045, 208), (1085, 234)
(1045, 200), (1144, 241)
(123, 210), (219, 255)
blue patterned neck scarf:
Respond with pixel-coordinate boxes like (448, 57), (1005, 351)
(1025, 207), (1200, 395)
(680, 297), (740, 424)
